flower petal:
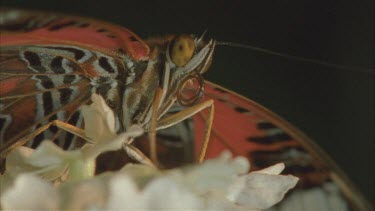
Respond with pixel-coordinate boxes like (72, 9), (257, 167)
(1, 174), (59, 210)
(181, 151), (250, 194)
(81, 94), (117, 143)
(142, 176), (203, 209)
(253, 162), (285, 175)
(3, 143), (72, 182)
(27, 141), (71, 167)
(82, 124), (143, 159)
(229, 170), (299, 209)
(61, 176), (108, 210)
(5, 146), (35, 173)
(204, 191), (253, 211)
(119, 163), (160, 187)
(106, 175), (142, 209)
(95, 124), (143, 152)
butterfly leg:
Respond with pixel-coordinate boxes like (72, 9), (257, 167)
(123, 142), (156, 167)
(148, 88), (164, 165)
(157, 99), (215, 163)
(0, 120), (91, 158)
(2, 119), (155, 168)
(20, 121), (154, 167)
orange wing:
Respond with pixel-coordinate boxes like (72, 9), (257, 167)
(193, 81), (372, 210)
(0, 7), (149, 60)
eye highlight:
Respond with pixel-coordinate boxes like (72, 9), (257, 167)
(169, 34), (195, 66)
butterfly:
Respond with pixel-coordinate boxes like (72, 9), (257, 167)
(0, 7), (372, 211)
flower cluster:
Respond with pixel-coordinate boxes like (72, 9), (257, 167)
(0, 94), (299, 210)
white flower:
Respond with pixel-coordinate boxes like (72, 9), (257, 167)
(227, 163), (299, 209)
(0, 142), (75, 192)
(107, 174), (204, 209)
(1, 174), (59, 210)
(178, 151), (250, 194)
(59, 174), (110, 210)
(80, 94), (144, 159)
(81, 93), (117, 142)
(1, 151), (298, 210)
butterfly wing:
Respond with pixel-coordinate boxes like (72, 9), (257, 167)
(0, 44), (102, 153)
(193, 81), (372, 210)
(0, 8), (150, 154)
(0, 7), (149, 60)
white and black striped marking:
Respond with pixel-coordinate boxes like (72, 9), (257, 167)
(92, 52), (121, 78)
(247, 121), (293, 144)
(21, 46), (94, 71)
(21, 51), (48, 73)
(44, 46), (93, 63)
(249, 145), (313, 172)
(28, 74), (82, 148)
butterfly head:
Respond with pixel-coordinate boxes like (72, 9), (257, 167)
(121, 34), (215, 130)
(161, 34), (215, 106)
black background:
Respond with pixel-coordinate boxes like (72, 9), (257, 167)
(1, 0), (374, 202)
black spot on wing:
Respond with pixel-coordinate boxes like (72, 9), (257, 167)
(48, 114), (58, 133)
(63, 75), (77, 84)
(31, 124), (44, 148)
(249, 146), (307, 167)
(59, 88), (73, 105)
(78, 23), (90, 28)
(257, 122), (277, 130)
(49, 20), (77, 31)
(42, 92), (53, 115)
(23, 51), (47, 73)
(47, 47), (85, 61)
(247, 133), (292, 144)
(234, 106), (250, 113)
(35, 75), (54, 89)
(95, 80), (112, 98)
(50, 56), (65, 73)
(96, 28), (107, 32)
(64, 111), (81, 149)
(99, 57), (115, 73)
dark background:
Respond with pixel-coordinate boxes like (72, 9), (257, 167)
(1, 0), (374, 202)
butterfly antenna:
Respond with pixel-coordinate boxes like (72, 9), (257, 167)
(217, 41), (374, 75)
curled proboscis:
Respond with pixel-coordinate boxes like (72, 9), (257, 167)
(177, 71), (205, 106)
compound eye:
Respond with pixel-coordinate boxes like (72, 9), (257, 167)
(169, 34), (195, 67)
